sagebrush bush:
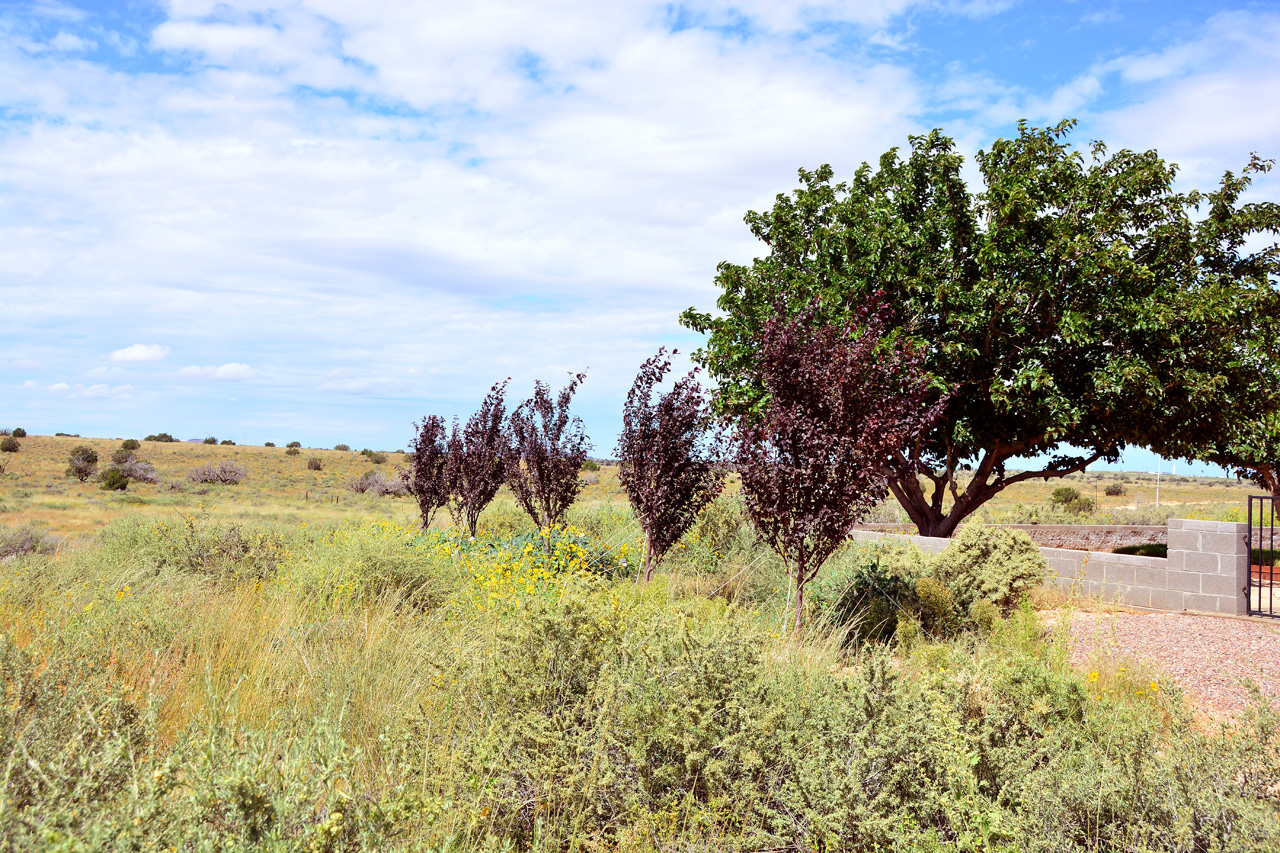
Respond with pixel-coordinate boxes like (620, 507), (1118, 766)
(108, 454), (159, 484)
(346, 470), (406, 496)
(286, 441), (302, 448)
(0, 523), (48, 558)
(10, 428), (25, 438)
(307, 457), (323, 471)
(202, 437), (217, 445)
(285, 447), (301, 456)
(188, 460), (247, 484)
(335, 443), (350, 451)
(120, 438), (141, 451)
(931, 521), (1048, 614)
(0, 436), (19, 453)
(1105, 482), (1125, 496)
(144, 432), (176, 442)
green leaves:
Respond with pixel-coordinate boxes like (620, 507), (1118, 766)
(683, 121), (1280, 533)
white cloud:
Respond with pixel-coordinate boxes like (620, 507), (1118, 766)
(49, 32), (96, 52)
(24, 380), (134, 399)
(110, 343), (171, 362)
(178, 363), (259, 381)
(4, 359), (41, 370)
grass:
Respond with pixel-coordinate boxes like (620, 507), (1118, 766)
(0, 433), (1261, 541)
(0, 499), (1276, 850)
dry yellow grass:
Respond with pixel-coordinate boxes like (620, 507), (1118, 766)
(0, 434), (636, 539)
(0, 432), (1257, 539)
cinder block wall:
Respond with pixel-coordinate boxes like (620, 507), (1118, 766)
(846, 519), (1250, 616)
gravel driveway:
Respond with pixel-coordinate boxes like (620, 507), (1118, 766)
(1066, 610), (1280, 718)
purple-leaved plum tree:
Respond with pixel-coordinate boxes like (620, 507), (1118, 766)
(447, 380), (511, 537)
(506, 373), (591, 530)
(732, 297), (945, 631)
(617, 350), (724, 582)
(405, 415), (450, 529)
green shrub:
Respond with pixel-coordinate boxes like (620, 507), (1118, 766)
(1050, 485), (1081, 506)
(285, 447), (301, 457)
(930, 521), (1047, 614)
(10, 428), (26, 438)
(1105, 482), (1125, 496)
(66, 445), (99, 482)
(120, 438), (141, 451)
(286, 441), (302, 448)
(580, 459), (600, 472)
(264, 441), (276, 447)
(202, 437), (217, 445)
(0, 436), (19, 453)
(335, 444), (350, 451)
(144, 432), (176, 442)
(307, 457), (323, 471)
(99, 468), (129, 491)
(110, 448), (133, 465)
(220, 439), (235, 446)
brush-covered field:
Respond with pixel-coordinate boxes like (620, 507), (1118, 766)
(0, 433), (1260, 542)
(1, 481), (1278, 850)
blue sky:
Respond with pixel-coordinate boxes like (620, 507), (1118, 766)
(1, 1), (1277, 476)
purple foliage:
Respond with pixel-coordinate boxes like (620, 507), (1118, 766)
(405, 415), (450, 529)
(617, 349), (724, 582)
(506, 373), (591, 529)
(447, 380), (510, 537)
(731, 297), (946, 631)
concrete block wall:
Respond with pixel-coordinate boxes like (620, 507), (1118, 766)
(847, 519), (1250, 616)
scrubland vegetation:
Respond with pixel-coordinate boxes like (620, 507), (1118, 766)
(0, 505), (1277, 850)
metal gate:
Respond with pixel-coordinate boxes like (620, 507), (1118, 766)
(1248, 496), (1278, 617)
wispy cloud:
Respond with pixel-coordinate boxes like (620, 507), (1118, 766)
(110, 343), (171, 362)
(178, 363), (259, 381)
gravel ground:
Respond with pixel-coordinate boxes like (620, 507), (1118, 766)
(1066, 610), (1280, 718)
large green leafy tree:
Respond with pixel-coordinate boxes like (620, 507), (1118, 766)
(682, 121), (1280, 537)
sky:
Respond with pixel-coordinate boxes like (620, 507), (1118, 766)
(1, 0), (1278, 476)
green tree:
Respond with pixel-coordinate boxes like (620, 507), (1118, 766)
(1199, 412), (1280, 496)
(682, 121), (1280, 537)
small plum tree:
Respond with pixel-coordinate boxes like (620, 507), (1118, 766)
(617, 350), (724, 582)
(506, 373), (591, 530)
(731, 298), (945, 631)
(447, 380), (510, 538)
(405, 415), (450, 529)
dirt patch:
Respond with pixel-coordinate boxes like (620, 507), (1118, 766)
(1065, 610), (1280, 719)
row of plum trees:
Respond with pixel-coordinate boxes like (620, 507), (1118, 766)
(405, 374), (592, 539)
(406, 294), (937, 630)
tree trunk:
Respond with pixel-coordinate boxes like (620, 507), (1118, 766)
(792, 574), (805, 633)
(887, 447), (1108, 538)
(641, 532), (655, 583)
